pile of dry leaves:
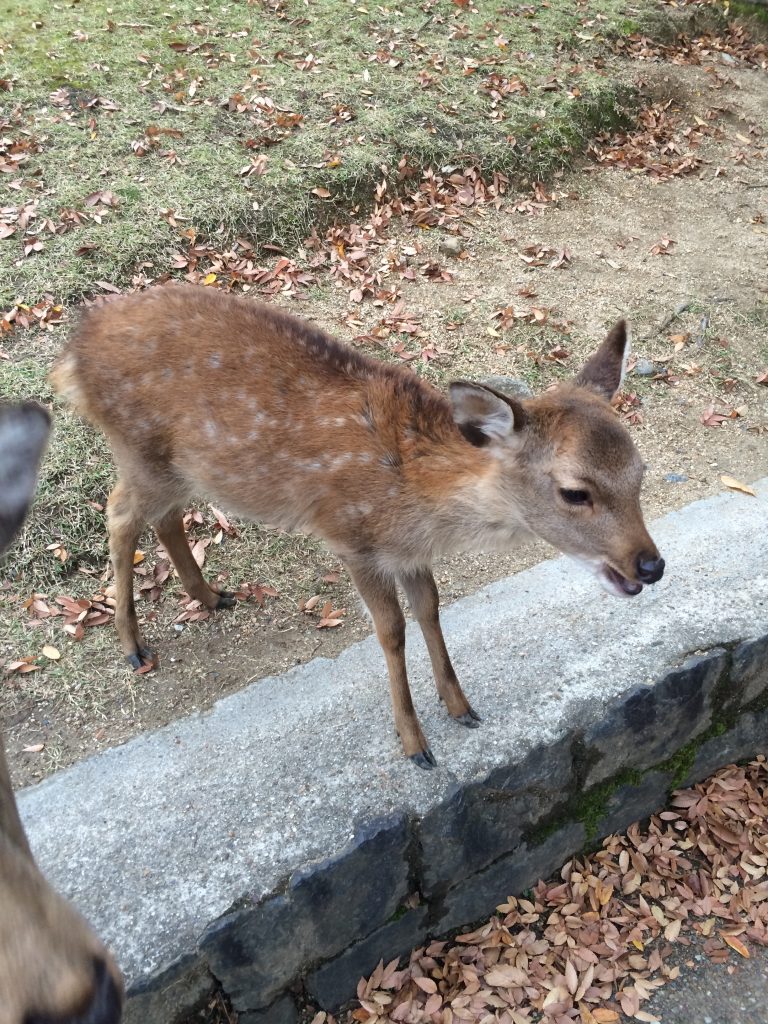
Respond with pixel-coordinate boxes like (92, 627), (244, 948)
(346, 757), (767, 1024)
(589, 101), (720, 180)
(614, 24), (768, 72)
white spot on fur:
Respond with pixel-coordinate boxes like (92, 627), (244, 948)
(208, 353), (222, 369)
(328, 452), (355, 470)
(344, 502), (373, 518)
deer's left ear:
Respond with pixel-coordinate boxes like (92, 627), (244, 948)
(449, 382), (526, 447)
(574, 320), (630, 401)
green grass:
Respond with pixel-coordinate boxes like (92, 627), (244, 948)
(730, 1), (768, 28)
(0, 0), (641, 309)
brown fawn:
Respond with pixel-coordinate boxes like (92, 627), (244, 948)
(0, 402), (123, 1024)
(52, 284), (664, 768)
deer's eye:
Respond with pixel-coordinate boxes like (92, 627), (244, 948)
(560, 488), (591, 506)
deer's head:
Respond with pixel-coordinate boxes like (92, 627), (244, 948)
(450, 322), (664, 596)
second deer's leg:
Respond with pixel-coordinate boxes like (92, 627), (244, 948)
(107, 478), (153, 669)
(398, 568), (480, 727)
(152, 509), (236, 610)
(343, 557), (436, 769)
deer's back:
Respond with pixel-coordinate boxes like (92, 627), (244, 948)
(54, 285), (465, 553)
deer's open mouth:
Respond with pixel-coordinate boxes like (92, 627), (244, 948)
(601, 564), (643, 598)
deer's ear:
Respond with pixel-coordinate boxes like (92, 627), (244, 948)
(0, 402), (51, 555)
(449, 382), (526, 448)
(574, 320), (629, 400)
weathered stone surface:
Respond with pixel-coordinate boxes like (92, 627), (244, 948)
(239, 993), (299, 1024)
(732, 636), (768, 706)
(435, 823), (585, 936)
(684, 710), (768, 787)
(584, 651), (726, 787)
(307, 908), (429, 1011)
(200, 814), (410, 1011)
(419, 737), (573, 897)
(596, 771), (674, 839)
(124, 953), (213, 1024)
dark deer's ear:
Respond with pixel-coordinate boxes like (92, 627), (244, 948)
(449, 382), (526, 447)
(0, 402), (51, 555)
(574, 320), (629, 401)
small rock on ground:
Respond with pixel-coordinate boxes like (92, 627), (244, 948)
(634, 359), (656, 377)
(477, 375), (534, 398)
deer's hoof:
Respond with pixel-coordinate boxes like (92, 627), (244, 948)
(126, 648), (156, 672)
(456, 709), (482, 728)
(216, 590), (237, 609)
(410, 747), (437, 770)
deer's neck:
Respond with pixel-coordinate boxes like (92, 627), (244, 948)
(392, 422), (532, 561)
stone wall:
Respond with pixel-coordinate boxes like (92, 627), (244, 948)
(128, 636), (767, 1024)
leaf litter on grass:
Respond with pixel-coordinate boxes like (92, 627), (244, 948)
(347, 757), (768, 1024)
(3, 0), (768, 781)
(0, 0), (647, 310)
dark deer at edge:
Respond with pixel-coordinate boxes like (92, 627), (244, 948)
(0, 402), (123, 1024)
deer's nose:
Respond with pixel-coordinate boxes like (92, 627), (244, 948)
(25, 958), (122, 1024)
(636, 553), (665, 584)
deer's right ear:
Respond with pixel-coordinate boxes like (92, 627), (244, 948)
(449, 382), (526, 448)
(0, 402), (51, 555)
(575, 320), (630, 400)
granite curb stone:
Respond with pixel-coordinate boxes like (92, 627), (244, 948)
(305, 908), (430, 1011)
(201, 814), (410, 1010)
(583, 650), (727, 787)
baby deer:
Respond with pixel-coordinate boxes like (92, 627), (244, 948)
(53, 285), (664, 768)
(0, 402), (123, 1024)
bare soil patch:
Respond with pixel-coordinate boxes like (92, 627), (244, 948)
(2, 49), (767, 787)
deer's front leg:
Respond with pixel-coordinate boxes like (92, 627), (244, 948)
(399, 567), (480, 728)
(343, 557), (436, 769)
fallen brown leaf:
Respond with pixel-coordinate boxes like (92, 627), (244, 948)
(721, 933), (750, 958)
(720, 474), (757, 496)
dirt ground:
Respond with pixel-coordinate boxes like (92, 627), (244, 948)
(2, 54), (767, 787)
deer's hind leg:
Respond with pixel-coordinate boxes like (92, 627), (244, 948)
(152, 509), (236, 610)
(109, 480), (236, 671)
(107, 453), (235, 671)
(107, 477), (154, 669)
